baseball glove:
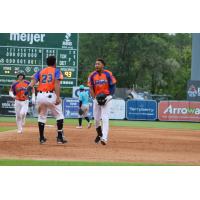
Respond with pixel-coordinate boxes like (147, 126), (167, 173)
(96, 93), (107, 105)
(78, 108), (84, 115)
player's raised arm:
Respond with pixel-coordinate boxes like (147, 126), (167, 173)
(25, 71), (39, 95)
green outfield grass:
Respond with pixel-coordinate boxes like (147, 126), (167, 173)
(0, 159), (183, 166)
(0, 127), (16, 132)
(1, 116), (200, 130)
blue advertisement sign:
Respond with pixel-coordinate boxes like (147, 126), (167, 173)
(63, 98), (93, 118)
(126, 100), (157, 120)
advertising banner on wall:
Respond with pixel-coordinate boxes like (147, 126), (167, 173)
(0, 95), (15, 116)
(126, 100), (157, 120)
(110, 99), (125, 119)
(63, 98), (93, 118)
(63, 98), (125, 120)
(158, 101), (200, 122)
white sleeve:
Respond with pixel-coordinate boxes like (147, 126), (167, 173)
(9, 91), (15, 98)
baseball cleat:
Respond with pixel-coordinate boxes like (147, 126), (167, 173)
(17, 129), (23, 134)
(40, 138), (47, 144)
(100, 139), (107, 145)
(94, 136), (101, 144)
(95, 126), (103, 143)
(87, 122), (92, 129)
(57, 137), (67, 144)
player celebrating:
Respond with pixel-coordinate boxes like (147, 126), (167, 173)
(9, 73), (35, 134)
(76, 84), (92, 129)
(88, 58), (116, 145)
(26, 56), (67, 144)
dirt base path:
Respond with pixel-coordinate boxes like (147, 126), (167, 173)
(1, 122), (200, 165)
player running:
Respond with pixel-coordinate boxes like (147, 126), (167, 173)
(88, 58), (116, 145)
(26, 56), (67, 144)
(9, 73), (35, 134)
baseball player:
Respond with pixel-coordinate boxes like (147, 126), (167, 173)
(9, 73), (35, 134)
(76, 84), (92, 129)
(26, 56), (67, 144)
(88, 58), (116, 145)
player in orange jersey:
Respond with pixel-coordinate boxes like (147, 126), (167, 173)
(88, 58), (116, 145)
(9, 73), (35, 134)
(26, 56), (67, 144)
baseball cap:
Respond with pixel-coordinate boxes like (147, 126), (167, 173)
(79, 85), (84, 90)
(17, 73), (25, 79)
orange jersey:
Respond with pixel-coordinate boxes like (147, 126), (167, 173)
(88, 69), (116, 96)
(11, 80), (30, 101)
(34, 66), (63, 92)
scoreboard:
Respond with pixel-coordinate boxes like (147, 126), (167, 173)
(0, 33), (79, 87)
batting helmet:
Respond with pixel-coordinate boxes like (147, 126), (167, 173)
(17, 73), (25, 79)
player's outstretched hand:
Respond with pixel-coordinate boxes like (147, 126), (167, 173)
(25, 86), (33, 96)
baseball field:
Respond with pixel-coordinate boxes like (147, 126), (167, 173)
(0, 116), (200, 166)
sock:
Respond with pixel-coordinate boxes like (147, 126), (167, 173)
(85, 117), (90, 123)
(38, 122), (45, 139)
(57, 119), (64, 138)
(96, 126), (102, 137)
(78, 118), (82, 126)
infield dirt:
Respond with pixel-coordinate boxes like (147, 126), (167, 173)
(0, 122), (200, 165)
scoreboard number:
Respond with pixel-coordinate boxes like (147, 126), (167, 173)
(65, 71), (72, 78)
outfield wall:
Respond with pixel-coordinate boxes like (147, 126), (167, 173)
(1, 95), (200, 122)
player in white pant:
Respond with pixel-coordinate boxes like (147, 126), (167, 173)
(14, 99), (29, 133)
(9, 73), (35, 134)
(88, 58), (116, 145)
(26, 56), (67, 144)
(93, 98), (112, 141)
(36, 91), (64, 124)
(76, 84), (92, 129)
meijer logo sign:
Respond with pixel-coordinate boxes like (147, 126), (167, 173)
(10, 33), (45, 45)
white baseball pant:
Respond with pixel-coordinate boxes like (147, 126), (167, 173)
(14, 99), (29, 133)
(78, 105), (89, 118)
(36, 92), (64, 123)
(93, 97), (112, 142)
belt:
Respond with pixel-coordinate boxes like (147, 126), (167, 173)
(16, 99), (26, 101)
(38, 91), (54, 93)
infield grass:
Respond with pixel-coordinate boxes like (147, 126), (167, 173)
(0, 159), (185, 166)
(0, 127), (16, 132)
(1, 116), (200, 130)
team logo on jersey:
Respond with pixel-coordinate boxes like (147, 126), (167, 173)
(62, 33), (73, 49)
(187, 84), (197, 97)
(95, 79), (108, 85)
